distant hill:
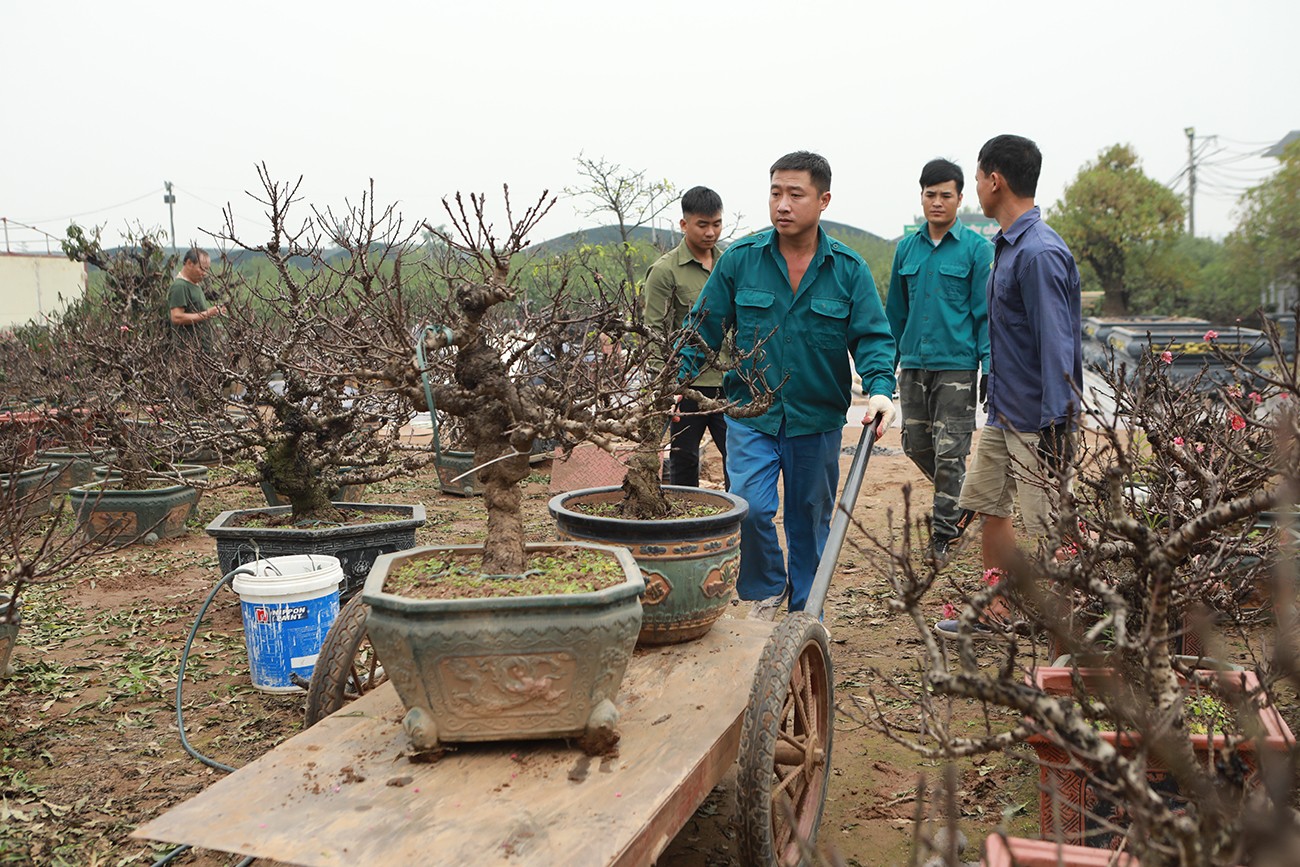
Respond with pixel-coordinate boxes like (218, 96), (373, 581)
(528, 220), (896, 293)
(821, 219), (888, 247)
(530, 225), (681, 256)
(531, 220), (891, 256)
(95, 219), (898, 290)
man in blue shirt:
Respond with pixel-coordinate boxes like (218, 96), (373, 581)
(937, 135), (1082, 640)
(679, 151), (896, 617)
(885, 159), (992, 560)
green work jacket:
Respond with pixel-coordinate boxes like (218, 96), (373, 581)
(679, 226), (896, 437)
(885, 219), (993, 372)
(643, 240), (724, 387)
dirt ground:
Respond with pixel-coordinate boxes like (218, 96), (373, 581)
(0, 407), (1065, 866)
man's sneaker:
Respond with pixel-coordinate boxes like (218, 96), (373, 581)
(934, 617), (997, 641)
(746, 593), (787, 622)
(928, 536), (952, 563)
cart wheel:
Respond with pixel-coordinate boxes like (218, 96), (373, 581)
(304, 593), (387, 727)
(737, 612), (834, 867)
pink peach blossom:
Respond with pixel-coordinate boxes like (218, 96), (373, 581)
(1204, 330), (1219, 341)
(1160, 350), (1173, 364)
(1229, 414), (1246, 431)
(1173, 436), (1185, 445)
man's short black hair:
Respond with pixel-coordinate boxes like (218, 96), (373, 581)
(770, 151), (831, 194)
(919, 158), (964, 193)
(977, 135), (1042, 198)
(183, 247), (208, 266)
(681, 186), (723, 217)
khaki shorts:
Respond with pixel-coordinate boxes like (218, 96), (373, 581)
(957, 426), (1056, 540)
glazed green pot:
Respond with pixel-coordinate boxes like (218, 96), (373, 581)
(434, 449), (482, 497)
(362, 542), (644, 751)
(35, 448), (116, 493)
(258, 480), (368, 507)
(68, 479), (200, 546)
(549, 486), (747, 646)
(0, 463), (60, 519)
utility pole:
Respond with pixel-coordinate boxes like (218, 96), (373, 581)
(163, 181), (177, 250)
(1184, 127), (1196, 237)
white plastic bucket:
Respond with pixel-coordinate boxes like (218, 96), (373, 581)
(231, 554), (342, 694)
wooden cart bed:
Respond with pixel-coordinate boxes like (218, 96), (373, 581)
(135, 618), (774, 866)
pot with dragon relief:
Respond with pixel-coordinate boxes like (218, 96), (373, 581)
(361, 542), (643, 753)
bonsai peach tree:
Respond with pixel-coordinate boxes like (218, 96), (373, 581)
(393, 187), (771, 575)
(176, 167), (445, 523)
(848, 325), (1300, 864)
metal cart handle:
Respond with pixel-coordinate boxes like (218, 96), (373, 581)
(805, 413), (881, 619)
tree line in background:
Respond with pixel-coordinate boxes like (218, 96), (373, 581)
(1051, 140), (1300, 323)
(67, 141), (1300, 328)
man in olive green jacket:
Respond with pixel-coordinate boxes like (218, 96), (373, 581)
(643, 186), (729, 489)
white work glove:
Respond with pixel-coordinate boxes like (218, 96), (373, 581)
(864, 394), (895, 437)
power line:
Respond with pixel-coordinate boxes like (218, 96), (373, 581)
(1214, 135), (1282, 148)
(17, 188), (163, 225)
(170, 184), (264, 229)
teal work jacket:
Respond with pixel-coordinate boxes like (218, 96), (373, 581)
(885, 219), (993, 372)
(679, 226), (896, 437)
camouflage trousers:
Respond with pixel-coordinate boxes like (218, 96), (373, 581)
(898, 369), (978, 541)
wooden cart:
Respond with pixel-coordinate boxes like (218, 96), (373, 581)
(136, 421), (880, 866)
(134, 615), (832, 866)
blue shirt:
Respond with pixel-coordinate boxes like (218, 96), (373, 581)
(985, 207), (1082, 432)
(885, 219), (993, 372)
(679, 226), (896, 437)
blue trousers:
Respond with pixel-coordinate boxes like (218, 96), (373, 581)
(725, 418), (841, 613)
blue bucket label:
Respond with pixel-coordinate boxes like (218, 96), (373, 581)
(240, 592), (339, 692)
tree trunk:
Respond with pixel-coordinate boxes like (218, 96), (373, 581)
(478, 446), (529, 575)
(619, 409), (671, 519)
(620, 446), (670, 519)
(264, 439), (341, 524)
(1097, 262), (1129, 317)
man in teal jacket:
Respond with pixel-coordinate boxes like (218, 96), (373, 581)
(679, 151), (896, 616)
(885, 159), (993, 559)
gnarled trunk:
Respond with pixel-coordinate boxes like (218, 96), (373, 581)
(618, 403), (671, 519)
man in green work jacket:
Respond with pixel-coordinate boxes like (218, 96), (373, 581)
(679, 152), (896, 617)
(643, 186), (729, 489)
(885, 159), (993, 560)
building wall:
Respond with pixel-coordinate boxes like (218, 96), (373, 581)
(0, 254), (86, 328)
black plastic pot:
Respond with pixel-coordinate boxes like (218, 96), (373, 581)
(206, 503), (426, 600)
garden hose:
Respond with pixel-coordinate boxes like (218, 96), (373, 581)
(175, 567), (248, 774)
(152, 567), (262, 867)
(415, 324), (455, 465)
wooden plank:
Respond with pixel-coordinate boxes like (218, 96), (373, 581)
(134, 618), (773, 867)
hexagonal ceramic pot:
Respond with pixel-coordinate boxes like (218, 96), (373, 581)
(362, 542), (644, 751)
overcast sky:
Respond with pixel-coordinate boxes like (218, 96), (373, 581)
(2, 0), (1294, 257)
